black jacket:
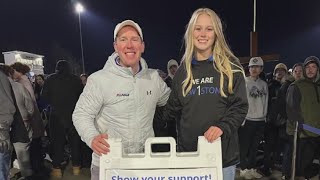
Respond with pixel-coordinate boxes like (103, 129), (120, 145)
(42, 71), (83, 128)
(165, 59), (248, 167)
(267, 79), (282, 124)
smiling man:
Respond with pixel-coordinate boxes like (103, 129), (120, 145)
(72, 20), (171, 180)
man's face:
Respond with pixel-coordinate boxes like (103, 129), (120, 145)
(169, 65), (178, 76)
(275, 68), (286, 80)
(249, 65), (263, 78)
(113, 26), (145, 68)
(292, 66), (303, 80)
(80, 76), (87, 86)
(305, 62), (318, 80)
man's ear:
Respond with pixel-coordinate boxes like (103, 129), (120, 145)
(113, 41), (118, 53)
(141, 42), (145, 53)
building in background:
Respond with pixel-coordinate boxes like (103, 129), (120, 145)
(2, 51), (44, 76)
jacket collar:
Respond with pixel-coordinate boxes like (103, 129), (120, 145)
(191, 55), (214, 65)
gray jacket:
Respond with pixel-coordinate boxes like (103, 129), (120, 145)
(0, 71), (15, 152)
(9, 78), (34, 121)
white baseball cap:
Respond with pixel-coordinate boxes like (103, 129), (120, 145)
(113, 20), (143, 41)
(249, 57), (264, 67)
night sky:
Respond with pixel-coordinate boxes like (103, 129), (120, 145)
(1, 0), (320, 74)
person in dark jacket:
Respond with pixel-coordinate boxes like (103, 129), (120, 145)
(287, 56), (320, 179)
(42, 60), (83, 178)
(279, 63), (303, 179)
(262, 63), (288, 176)
(165, 8), (248, 180)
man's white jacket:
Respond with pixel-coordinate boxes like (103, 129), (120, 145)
(72, 53), (171, 166)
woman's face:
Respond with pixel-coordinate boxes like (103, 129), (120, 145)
(36, 76), (44, 86)
(193, 13), (215, 58)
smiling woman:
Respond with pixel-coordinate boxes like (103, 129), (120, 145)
(164, 7), (248, 180)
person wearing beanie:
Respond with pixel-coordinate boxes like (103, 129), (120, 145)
(165, 59), (179, 88)
(262, 62), (289, 176)
(277, 63), (303, 179)
(239, 57), (267, 179)
(273, 63), (288, 83)
(42, 60), (84, 178)
(286, 56), (320, 179)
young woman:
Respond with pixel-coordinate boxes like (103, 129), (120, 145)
(165, 8), (248, 179)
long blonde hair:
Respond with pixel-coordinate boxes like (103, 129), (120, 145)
(182, 8), (244, 97)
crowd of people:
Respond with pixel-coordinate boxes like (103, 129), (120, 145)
(0, 7), (319, 180)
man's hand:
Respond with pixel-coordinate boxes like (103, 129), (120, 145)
(91, 134), (110, 156)
(204, 126), (223, 143)
(0, 139), (11, 153)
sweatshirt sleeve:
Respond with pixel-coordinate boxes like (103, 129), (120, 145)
(72, 77), (102, 148)
(156, 72), (171, 107)
(264, 82), (269, 119)
(286, 84), (303, 124)
(163, 68), (183, 122)
(215, 72), (248, 138)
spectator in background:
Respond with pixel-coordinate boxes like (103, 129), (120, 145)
(11, 62), (45, 175)
(0, 64), (34, 179)
(287, 56), (320, 179)
(280, 63), (303, 179)
(42, 60), (83, 178)
(34, 74), (45, 100)
(79, 73), (93, 168)
(239, 57), (267, 179)
(262, 63), (288, 176)
(0, 69), (16, 180)
(80, 74), (88, 86)
(165, 59), (178, 88)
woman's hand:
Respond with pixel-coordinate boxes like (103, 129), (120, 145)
(204, 126), (223, 143)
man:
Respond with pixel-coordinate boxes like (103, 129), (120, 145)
(42, 60), (83, 178)
(0, 64), (34, 179)
(279, 63), (303, 179)
(164, 59), (178, 88)
(239, 57), (267, 179)
(0, 69), (16, 179)
(287, 56), (320, 179)
(262, 62), (288, 175)
(72, 20), (171, 180)
(80, 74), (88, 86)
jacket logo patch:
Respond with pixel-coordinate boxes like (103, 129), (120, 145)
(147, 90), (152, 95)
(117, 93), (129, 97)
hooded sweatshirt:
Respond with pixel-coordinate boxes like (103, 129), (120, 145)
(165, 58), (248, 167)
(245, 77), (268, 121)
(72, 53), (171, 166)
(286, 57), (320, 137)
(165, 59), (179, 88)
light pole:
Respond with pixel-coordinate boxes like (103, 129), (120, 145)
(75, 3), (85, 74)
